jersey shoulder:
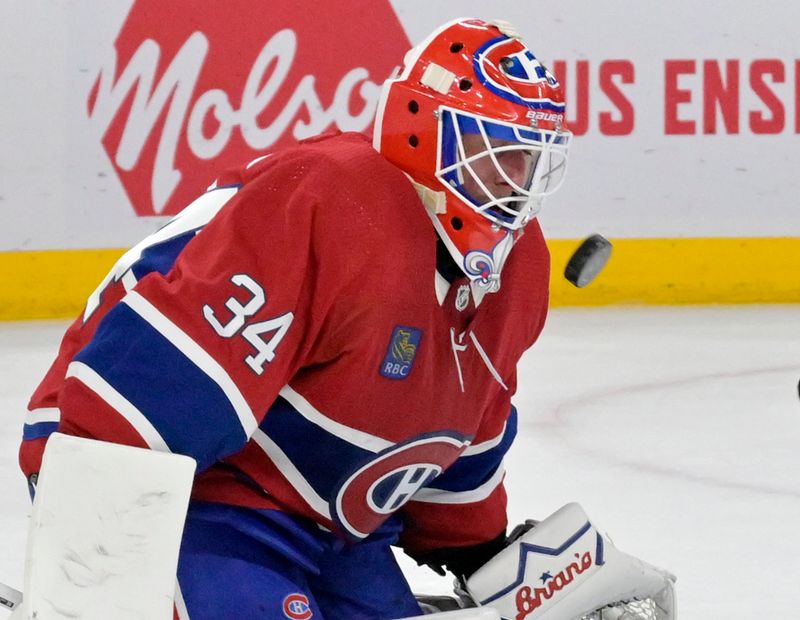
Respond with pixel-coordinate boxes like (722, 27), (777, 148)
(244, 133), (434, 279)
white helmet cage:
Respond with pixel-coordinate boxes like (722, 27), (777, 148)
(436, 107), (571, 230)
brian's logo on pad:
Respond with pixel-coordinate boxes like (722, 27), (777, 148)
(515, 551), (595, 619)
(380, 326), (422, 379)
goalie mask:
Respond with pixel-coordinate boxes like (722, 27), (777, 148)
(374, 18), (572, 292)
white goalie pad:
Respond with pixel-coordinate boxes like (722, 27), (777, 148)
(17, 433), (196, 620)
(465, 503), (676, 620)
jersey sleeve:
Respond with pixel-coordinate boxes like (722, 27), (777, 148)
(57, 155), (341, 472)
(398, 380), (519, 555)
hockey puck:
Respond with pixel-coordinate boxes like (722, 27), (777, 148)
(564, 234), (613, 288)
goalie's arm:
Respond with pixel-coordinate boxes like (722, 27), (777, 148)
(399, 399), (519, 576)
(54, 164), (332, 472)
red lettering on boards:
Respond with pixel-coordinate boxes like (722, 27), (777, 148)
(664, 60), (696, 135)
(703, 60), (739, 134)
(550, 57), (799, 136)
(750, 59), (785, 134)
(665, 58), (797, 135)
(551, 60), (634, 136)
(599, 60), (635, 135)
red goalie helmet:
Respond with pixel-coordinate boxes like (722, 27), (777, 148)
(374, 18), (571, 292)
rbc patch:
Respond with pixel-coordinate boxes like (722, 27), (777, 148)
(380, 326), (422, 379)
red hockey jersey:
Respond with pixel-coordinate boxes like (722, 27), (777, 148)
(21, 132), (550, 554)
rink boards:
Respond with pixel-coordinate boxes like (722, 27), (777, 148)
(2, 237), (799, 320)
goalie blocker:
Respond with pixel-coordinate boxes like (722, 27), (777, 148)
(9, 433), (196, 620)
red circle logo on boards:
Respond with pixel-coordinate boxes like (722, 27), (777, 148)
(87, 1), (410, 216)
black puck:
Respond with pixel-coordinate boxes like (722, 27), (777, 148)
(564, 234), (613, 288)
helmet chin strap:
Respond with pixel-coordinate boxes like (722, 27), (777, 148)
(405, 175), (447, 216)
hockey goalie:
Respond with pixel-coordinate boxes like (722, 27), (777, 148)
(12, 16), (676, 620)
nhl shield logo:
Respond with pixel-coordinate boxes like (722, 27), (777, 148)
(455, 284), (470, 312)
(380, 326), (422, 379)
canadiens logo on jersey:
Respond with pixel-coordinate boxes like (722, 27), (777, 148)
(332, 434), (468, 540)
(380, 326), (422, 379)
(282, 593), (313, 620)
(475, 36), (564, 111)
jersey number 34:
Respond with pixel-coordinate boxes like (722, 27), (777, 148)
(202, 274), (294, 375)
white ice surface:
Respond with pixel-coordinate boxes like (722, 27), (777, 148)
(2, 307), (800, 617)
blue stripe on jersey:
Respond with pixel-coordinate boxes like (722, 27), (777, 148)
(131, 230), (197, 279)
(259, 396), (372, 500)
(74, 303), (248, 470)
(23, 421), (59, 441)
(426, 406), (517, 493)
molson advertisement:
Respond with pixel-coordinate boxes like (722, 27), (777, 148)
(88, 0), (408, 217)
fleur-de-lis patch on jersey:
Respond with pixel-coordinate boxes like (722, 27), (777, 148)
(380, 326), (422, 379)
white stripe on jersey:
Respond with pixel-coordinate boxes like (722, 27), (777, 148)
(174, 581), (191, 619)
(461, 421), (507, 456)
(411, 460), (505, 505)
(121, 268), (138, 292)
(66, 361), (170, 452)
(251, 428), (331, 519)
(434, 270), (450, 306)
(26, 407), (61, 424)
(123, 290), (259, 438)
(83, 186), (239, 321)
(279, 385), (393, 453)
